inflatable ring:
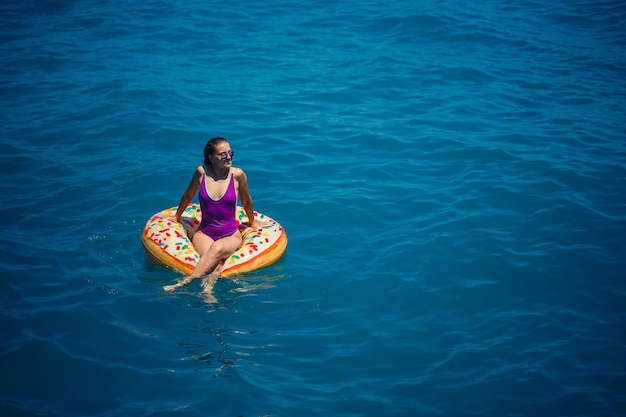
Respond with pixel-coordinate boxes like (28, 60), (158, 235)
(142, 204), (287, 277)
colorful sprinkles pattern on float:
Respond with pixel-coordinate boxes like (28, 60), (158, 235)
(227, 208), (284, 268)
(143, 203), (285, 271)
(225, 226), (277, 267)
(143, 206), (201, 265)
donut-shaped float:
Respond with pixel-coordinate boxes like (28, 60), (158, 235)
(142, 204), (287, 277)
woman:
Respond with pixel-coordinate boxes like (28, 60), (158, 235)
(163, 137), (259, 293)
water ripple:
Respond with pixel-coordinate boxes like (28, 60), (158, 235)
(1, 0), (626, 415)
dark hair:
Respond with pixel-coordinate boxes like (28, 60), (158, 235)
(203, 137), (228, 165)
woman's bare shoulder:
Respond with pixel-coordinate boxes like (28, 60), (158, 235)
(192, 165), (205, 182)
(232, 167), (247, 178)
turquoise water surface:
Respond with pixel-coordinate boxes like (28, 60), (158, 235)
(1, 1), (625, 416)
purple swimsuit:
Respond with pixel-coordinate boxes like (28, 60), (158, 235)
(198, 171), (238, 240)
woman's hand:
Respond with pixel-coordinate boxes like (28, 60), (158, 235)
(248, 219), (272, 228)
(164, 214), (182, 224)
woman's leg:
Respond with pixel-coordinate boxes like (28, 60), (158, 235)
(190, 231), (216, 276)
(163, 231), (242, 291)
(191, 233), (242, 278)
(163, 231), (215, 291)
(196, 233), (242, 301)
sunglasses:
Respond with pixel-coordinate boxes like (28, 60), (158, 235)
(216, 150), (234, 161)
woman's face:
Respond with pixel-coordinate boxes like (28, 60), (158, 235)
(212, 141), (234, 167)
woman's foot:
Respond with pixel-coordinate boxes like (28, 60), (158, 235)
(200, 274), (219, 303)
(163, 283), (179, 291)
(163, 276), (193, 291)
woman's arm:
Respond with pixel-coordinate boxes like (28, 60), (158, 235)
(236, 168), (256, 227)
(174, 166), (203, 221)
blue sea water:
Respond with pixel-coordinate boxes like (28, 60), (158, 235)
(1, 0), (626, 416)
